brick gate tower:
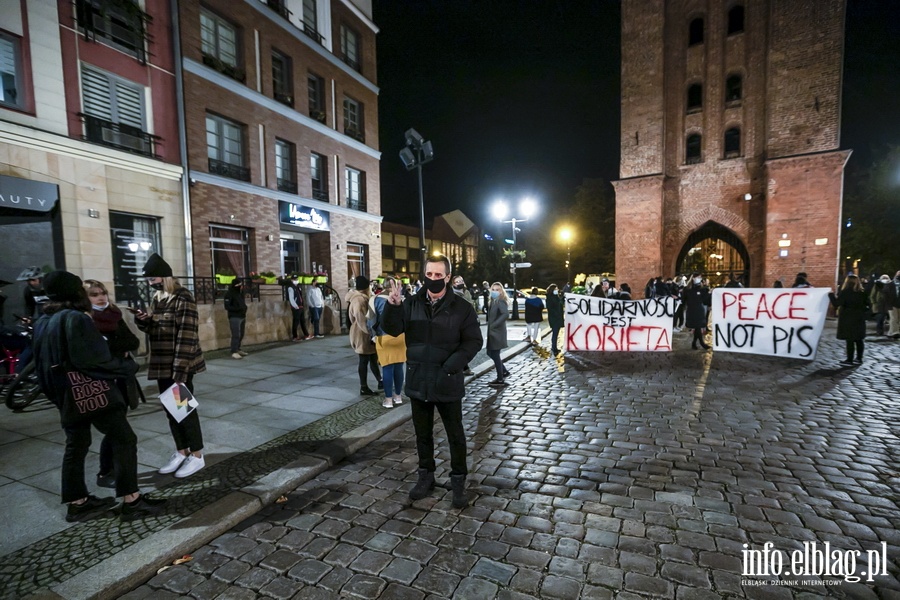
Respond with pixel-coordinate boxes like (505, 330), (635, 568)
(613, 0), (850, 293)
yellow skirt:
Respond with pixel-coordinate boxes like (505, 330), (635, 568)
(375, 333), (406, 365)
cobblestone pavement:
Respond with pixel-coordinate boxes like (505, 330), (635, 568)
(125, 329), (900, 599)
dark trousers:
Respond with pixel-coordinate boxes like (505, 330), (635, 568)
(62, 405), (138, 502)
(229, 317), (245, 352)
(875, 313), (886, 335)
(157, 376), (203, 452)
(309, 306), (323, 336)
(410, 397), (468, 476)
(845, 339), (864, 361)
(291, 308), (309, 339)
(358, 353), (381, 386)
(674, 303), (685, 328)
(550, 326), (562, 354)
(487, 348), (504, 378)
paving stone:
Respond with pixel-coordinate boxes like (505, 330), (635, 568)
(257, 576), (302, 600)
(506, 546), (552, 570)
(379, 582), (426, 600)
(411, 566), (460, 596)
(147, 566), (206, 594)
(364, 532), (402, 553)
(211, 560), (251, 584)
(233, 566), (276, 590)
(322, 543), (362, 567)
(586, 564), (623, 588)
(341, 573), (387, 598)
(471, 538), (510, 560)
(317, 566), (353, 592)
(548, 556), (586, 581)
(470, 556), (518, 585)
(429, 548), (479, 576)
(380, 557), (423, 585)
(286, 559), (332, 585)
(394, 539), (439, 563)
(349, 550), (393, 575)
(454, 576), (499, 599)
(624, 571), (674, 597)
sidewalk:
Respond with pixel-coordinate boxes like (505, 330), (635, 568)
(0, 318), (536, 599)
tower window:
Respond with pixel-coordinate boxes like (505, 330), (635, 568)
(687, 83), (703, 113)
(724, 127), (741, 158)
(686, 134), (702, 164)
(727, 6), (745, 35)
(725, 75), (742, 103)
(689, 18), (704, 46)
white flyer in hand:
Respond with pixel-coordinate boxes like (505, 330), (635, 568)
(158, 382), (199, 423)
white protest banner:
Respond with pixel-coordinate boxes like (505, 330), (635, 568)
(564, 294), (675, 352)
(711, 288), (830, 360)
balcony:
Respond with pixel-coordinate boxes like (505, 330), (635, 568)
(277, 178), (298, 194)
(265, 0), (291, 22)
(312, 188), (328, 202)
(302, 22), (324, 46)
(309, 109), (326, 124)
(202, 53), (246, 83)
(346, 198), (367, 212)
(341, 55), (360, 72)
(75, 0), (151, 64)
(274, 91), (294, 108)
(209, 158), (250, 182)
(80, 113), (159, 157)
(344, 127), (365, 143)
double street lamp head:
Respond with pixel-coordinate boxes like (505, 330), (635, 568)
(399, 129), (434, 171)
(492, 196), (538, 222)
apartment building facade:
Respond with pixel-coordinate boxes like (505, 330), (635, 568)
(179, 0), (381, 292)
(0, 0), (184, 318)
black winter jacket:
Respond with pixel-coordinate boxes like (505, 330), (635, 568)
(33, 309), (138, 418)
(382, 288), (483, 403)
(223, 287), (248, 318)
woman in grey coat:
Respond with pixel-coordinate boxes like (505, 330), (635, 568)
(486, 282), (510, 386)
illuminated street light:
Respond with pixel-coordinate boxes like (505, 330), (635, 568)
(492, 197), (539, 319)
(558, 226), (573, 286)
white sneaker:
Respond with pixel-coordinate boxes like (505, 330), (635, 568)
(231, 352), (243, 359)
(382, 398), (393, 409)
(392, 395), (403, 406)
(237, 350), (249, 356)
(174, 455), (205, 478)
(159, 452), (187, 474)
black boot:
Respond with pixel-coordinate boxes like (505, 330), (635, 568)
(450, 474), (468, 509)
(409, 468), (435, 500)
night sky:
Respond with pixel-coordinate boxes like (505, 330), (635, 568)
(374, 0), (899, 230)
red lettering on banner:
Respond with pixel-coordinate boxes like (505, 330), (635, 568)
(754, 294), (772, 319)
(788, 292), (808, 320)
(736, 293), (753, 320)
(566, 324), (582, 351)
(566, 324), (671, 351)
(721, 292), (738, 318)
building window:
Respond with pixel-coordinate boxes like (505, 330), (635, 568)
(206, 113), (249, 181)
(110, 211), (160, 304)
(210, 224), (250, 278)
(0, 33), (24, 109)
(343, 97), (364, 142)
(345, 167), (366, 211)
(724, 127), (741, 158)
(685, 133), (702, 164)
(686, 83), (703, 113)
(339, 24), (360, 71)
(272, 49), (293, 107)
(382, 245), (394, 259)
(301, 0), (322, 43)
(310, 152), (328, 201)
(275, 139), (297, 193)
(346, 242), (368, 285)
(80, 65), (158, 156)
(725, 74), (742, 104)
(307, 73), (325, 122)
(200, 9), (244, 82)
(75, 0), (150, 63)
(689, 17), (704, 46)
(727, 5), (745, 35)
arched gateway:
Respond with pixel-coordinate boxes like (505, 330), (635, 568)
(676, 222), (749, 288)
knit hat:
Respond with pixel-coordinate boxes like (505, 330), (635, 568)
(44, 270), (84, 301)
(142, 253), (173, 277)
(355, 275), (370, 291)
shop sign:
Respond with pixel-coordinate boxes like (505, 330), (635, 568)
(0, 175), (59, 213)
(279, 201), (330, 231)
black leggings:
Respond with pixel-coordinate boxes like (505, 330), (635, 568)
(358, 353), (381, 386)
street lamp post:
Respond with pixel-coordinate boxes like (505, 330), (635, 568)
(399, 129), (434, 266)
(493, 198), (537, 320)
(558, 226), (573, 288)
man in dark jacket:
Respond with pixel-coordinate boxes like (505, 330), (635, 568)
(223, 279), (248, 358)
(382, 253), (483, 508)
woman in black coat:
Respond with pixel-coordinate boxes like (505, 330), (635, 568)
(829, 273), (869, 365)
(682, 273), (711, 350)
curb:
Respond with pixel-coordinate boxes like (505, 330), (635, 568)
(45, 339), (537, 600)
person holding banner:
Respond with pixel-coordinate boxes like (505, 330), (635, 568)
(487, 283), (511, 386)
(829, 273), (870, 365)
(683, 273), (711, 350)
(546, 284), (564, 356)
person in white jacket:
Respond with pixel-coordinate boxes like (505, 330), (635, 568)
(307, 280), (325, 338)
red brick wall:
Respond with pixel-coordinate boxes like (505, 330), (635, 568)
(616, 0), (847, 295)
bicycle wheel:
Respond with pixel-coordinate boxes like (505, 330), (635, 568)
(5, 362), (43, 411)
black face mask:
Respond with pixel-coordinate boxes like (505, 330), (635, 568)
(424, 278), (447, 294)
(454, 284), (464, 290)
(150, 282), (164, 291)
